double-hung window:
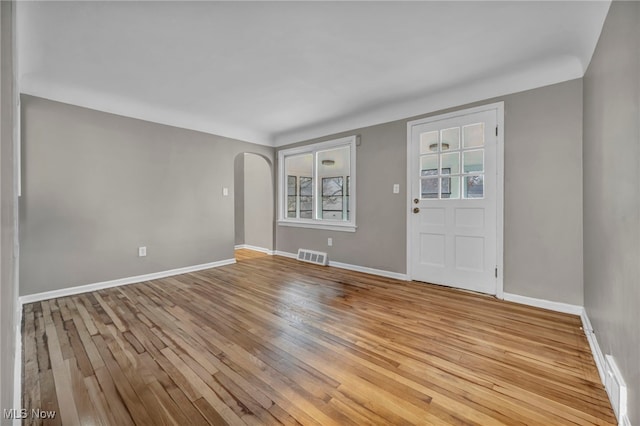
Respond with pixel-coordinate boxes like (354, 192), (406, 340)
(278, 136), (356, 232)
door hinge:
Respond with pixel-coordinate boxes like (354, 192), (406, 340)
(495, 126), (498, 136)
(495, 267), (498, 278)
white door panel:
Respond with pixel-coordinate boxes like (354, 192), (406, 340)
(409, 107), (500, 294)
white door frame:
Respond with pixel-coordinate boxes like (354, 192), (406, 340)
(406, 102), (504, 299)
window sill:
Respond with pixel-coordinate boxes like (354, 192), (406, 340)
(277, 220), (357, 233)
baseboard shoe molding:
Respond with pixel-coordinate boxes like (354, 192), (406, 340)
(274, 250), (408, 281)
(502, 292), (583, 315)
(18, 258), (236, 305)
(234, 244), (274, 255)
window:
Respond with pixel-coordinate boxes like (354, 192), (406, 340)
(278, 136), (356, 232)
(419, 123), (485, 199)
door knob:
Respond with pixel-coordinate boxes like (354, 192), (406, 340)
(413, 198), (419, 204)
(413, 207), (420, 214)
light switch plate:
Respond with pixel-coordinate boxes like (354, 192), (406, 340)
(223, 187), (229, 196)
(393, 184), (400, 194)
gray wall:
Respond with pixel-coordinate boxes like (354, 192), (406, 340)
(20, 95), (274, 296)
(583, 2), (640, 424)
(243, 153), (273, 250)
(276, 79), (584, 305)
(234, 154), (245, 245)
(1, 1), (17, 422)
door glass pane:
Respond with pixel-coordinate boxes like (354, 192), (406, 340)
(420, 131), (439, 154)
(464, 175), (484, 198)
(420, 155), (438, 176)
(463, 123), (484, 148)
(441, 127), (460, 151)
(463, 149), (484, 173)
(441, 152), (460, 174)
(421, 177), (439, 199)
(441, 176), (460, 199)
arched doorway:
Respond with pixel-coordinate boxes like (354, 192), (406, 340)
(234, 153), (274, 256)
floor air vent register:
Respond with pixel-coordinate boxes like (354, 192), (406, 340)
(296, 249), (328, 266)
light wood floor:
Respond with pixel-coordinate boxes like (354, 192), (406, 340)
(21, 249), (616, 425)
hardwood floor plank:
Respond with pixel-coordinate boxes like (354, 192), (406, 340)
(38, 369), (62, 426)
(22, 305), (41, 426)
(67, 358), (102, 426)
(161, 347), (247, 425)
(84, 374), (122, 426)
(41, 300), (82, 425)
(92, 334), (155, 425)
(93, 366), (136, 426)
(20, 249), (616, 425)
(164, 385), (211, 426)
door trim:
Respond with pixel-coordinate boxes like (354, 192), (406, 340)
(406, 102), (505, 298)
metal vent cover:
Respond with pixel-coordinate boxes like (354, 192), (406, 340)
(297, 249), (328, 266)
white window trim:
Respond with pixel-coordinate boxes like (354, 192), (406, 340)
(277, 135), (357, 232)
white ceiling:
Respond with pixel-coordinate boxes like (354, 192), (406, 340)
(17, 1), (610, 147)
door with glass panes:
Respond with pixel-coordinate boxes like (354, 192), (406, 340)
(409, 107), (498, 294)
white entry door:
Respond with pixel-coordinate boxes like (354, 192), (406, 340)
(408, 105), (502, 295)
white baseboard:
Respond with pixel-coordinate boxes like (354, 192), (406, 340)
(274, 250), (408, 281)
(13, 302), (22, 426)
(582, 309), (630, 426)
(18, 258), (236, 305)
(580, 309), (606, 384)
(502, 292), (583, 315)
(234, 244), (274, 255)
(274, 250), (297, 259)
(328, 260), (408, 281)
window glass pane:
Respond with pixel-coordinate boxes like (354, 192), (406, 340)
(286, 175), (297, 218)
(420, 131), (439, 154)
(421, 177), (439, 199)
(463, 149), (484, 173)
(441, 176), (460, 199)
(464, 175), (484, 198)
(299, 210), (313, 219)
(318, 146), (350, 222)
(322, 177), (343, 220)
(463, 123), (484, 148)
(318, 146), (349, 176)
(420, 155), (438, 176)
(287, 175), (297, 195)
(284, 154), (312, 219)
(300, 177), (312, 196)
(346, 176), (350, 219)
(299, 178), (313, 218)
(287, 197), (296, 218)
(441, 152), (460, 174)
(441, 127), (460, 151)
